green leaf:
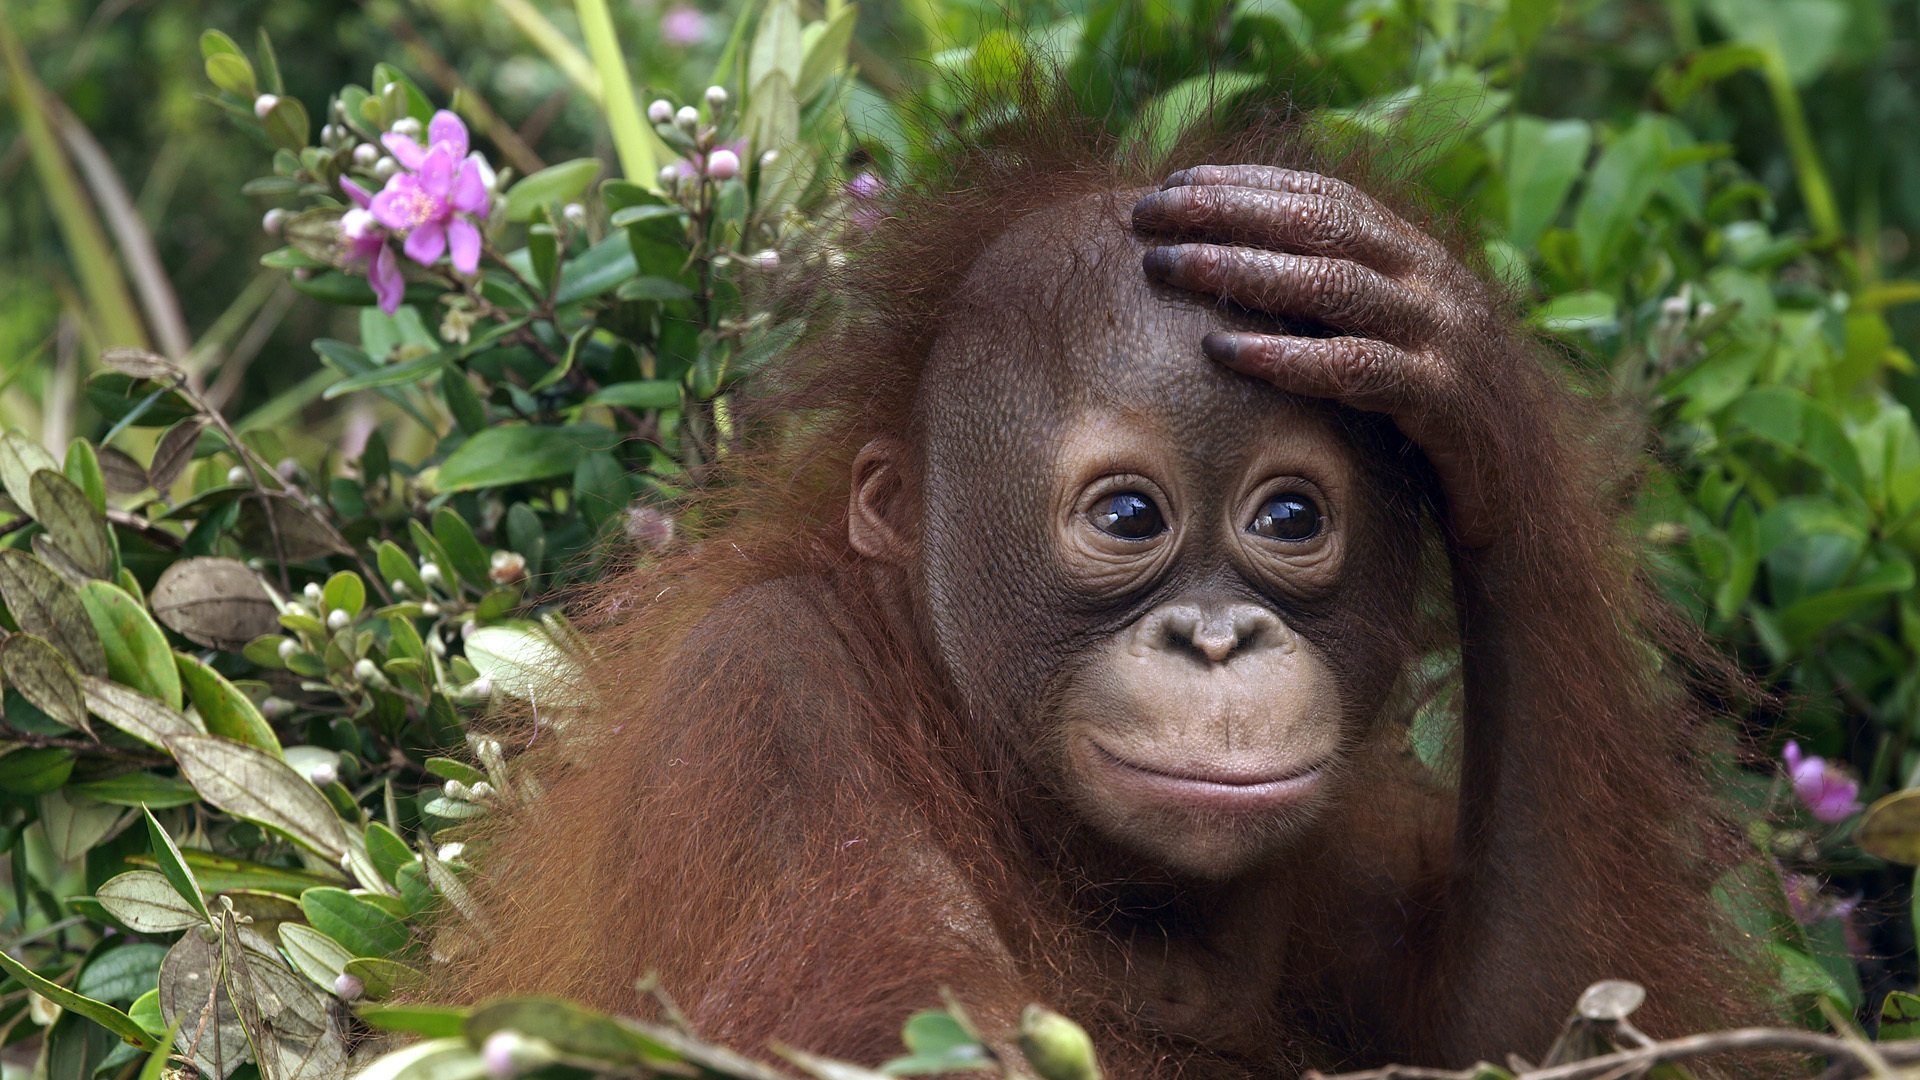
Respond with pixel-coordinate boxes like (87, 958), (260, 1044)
(1882, 990), (1920, 1041)
(96, 870), (204, 934)
(795, 3), (858, 101)
(1489, 116), (1591, 250)
(504, 158), (603, 222)
(425, 757), (486, 785)
(355, 1004), (468, 1039)
(614, 277), (695, 303)
(300, 886), (411, 958)
(1572, 116), (1668, 282)
(280, 922), (354, 988)
(39, 788), (124, 860)
(75, 942), (168, 1006)
(0, 949), (151, 1048)
(554, 234), (638, 305)
(434, 424), (615, 492)
(169, 734), (349, 860)
(77, 580), (182, 709)
(72, 771), (199, 808)
(432, 508), (491, 589)
(323, 569), (367, 619)
(0, 550), (107, 675)
(377, 540), (430, 598)
(0, 745), (72, 794)
(343, 1037), (485, 1080)
(443, 371), (487, 436)
(142, 808), (212, 925)
(174, 652), (281, 754)
(466, 997), (680, 1069)
(883, 1010), (993, 1074)
(63, 438), (107, 512)
(344, 956), (423, 1000)
(365, 822), (417, 885)
(589, 380), (682, 410)
(464, 622), (582, 702)
(1857, 789), (1920, 865)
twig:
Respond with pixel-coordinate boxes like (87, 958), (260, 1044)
(1312, 1030), (1920, 1080)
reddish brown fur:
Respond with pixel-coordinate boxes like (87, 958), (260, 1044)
(443, 79), (1777, 1075)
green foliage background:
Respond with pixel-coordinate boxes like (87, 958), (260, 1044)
(4, 0), (1920, 1076)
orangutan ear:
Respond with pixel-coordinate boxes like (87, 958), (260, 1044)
(849, 437), (916, 563)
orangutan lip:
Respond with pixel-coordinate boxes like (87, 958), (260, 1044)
(1085, 739), (1323, 810)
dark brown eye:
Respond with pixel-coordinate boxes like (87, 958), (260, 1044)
(1089, 492), (1165, 541)
(1250, 494), (1321, 542)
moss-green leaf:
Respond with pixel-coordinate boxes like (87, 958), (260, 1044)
(0, 549), (107, 676)
(31, 469), (114, 577)
(77, 580), (181, 709)
(143, 808), (212, 925)
(300, 886), (410, 958)
(169, 734), (348, 860)
(0, 633), (88, 732)
(0, 948), (152, 1048)
(174, 652), (281, 754)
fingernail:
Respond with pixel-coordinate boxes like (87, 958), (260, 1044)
(1142, 246), (1177, 280)
(1201, 332), (1238, 363)
(1161, 169), (1191, 190)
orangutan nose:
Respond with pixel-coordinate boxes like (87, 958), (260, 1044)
(1131, 601), (1292, 664)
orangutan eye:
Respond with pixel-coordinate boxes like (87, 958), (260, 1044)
(1250, 494), (1321, 542)
(1089, 492), (1166, 541)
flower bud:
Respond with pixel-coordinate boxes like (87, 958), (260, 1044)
(419, 561), (442, 587)
(470, 782), (496, 800)
(320, 123), (338, 144)
(340, 208), (377, 241)
(353, 658), (379, 682)
(262, 696), (292, 718)
(760, 149), (779, 167)
(658, 165), (679, 188)
(705, 148), (739, 181)
(352, 142), (379, 166)
(562, 202), (586, 227)
(745, 249), (781, 270)
(444, 779), (471, 800)
(262, 209), (289, 236)
(303, 582), (325, 604)
(391, 116), (422, 138)
(705, 85), (729, 110)
(374, 156), (399, 180)
(482, 1030), (554, 1079)
(277, 639), (299, 661)
(333, 974), (364, 1001)
(307, 761), (339, 787)
(489, 550), (527, 585)
(467, 676), (492, 698)
(226, 465), (249, 485)
(674, 105), (699, 131)
(327, 609), (351, 631)
(461, 619), (479, 640)
(647, 98), (674, 125)
(253, 94), (280, 120)
(1018, 1006), (1101, 1080)
(437, 841), (466, 861)
(420, 601), (441, 617)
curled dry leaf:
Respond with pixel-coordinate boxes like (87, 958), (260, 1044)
(149, 417), (207, 493)
(82, 673), (203, 749)
(95, 446), (150, 495)
(100, 347), (184, 383)
(235, 492), (353, 562)
(150, 557), (281, 651)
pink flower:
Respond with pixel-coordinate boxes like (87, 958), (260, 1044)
(1783, 741), (1862, 823)
(373, 110), (491, 275)
(845, 171), (883, 200)
(666, 139), (747, 183)
(339, 178), (405, 314)
(661, 4), (709, 46)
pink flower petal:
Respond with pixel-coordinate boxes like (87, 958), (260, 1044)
(382, 132), (426, 171)
(1783, 741), (1805, 772)
(404, 219), (447, 266)
(340, 177), (374, 208)
(448, 217), (482, 275)
(419, 146), (455, 199)
(370, 175), (423, 231)
(370, 244), (405, 313)
(450, 161), (489, 216)
(428, 110), (469, 158)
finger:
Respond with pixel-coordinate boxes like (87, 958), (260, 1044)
(1132, 185), (1417, 273)
(1142, 244), (1436, 344)
(1201, 332), (1427, 418)
(1161, 165), (1402, 228)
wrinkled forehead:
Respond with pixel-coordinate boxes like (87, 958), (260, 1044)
(919, 192), (1314, 459)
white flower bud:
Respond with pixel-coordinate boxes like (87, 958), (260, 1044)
(303, 582), (324, 604)
(352, 142), (379, 166)
(327, 609), (351, 631)
(307, 762), (339, 787)
(262, 209), (289, 236)
(253, 94), (280, 120)
(674, 105), (699, 131)
(444, 779), (471, 800)
(374, 156), (399, 180)
(391, 116), (422, 138)
(470, 782), (495, 800)
(437, 841), (465, 861)
(647, 98), (674, 125)
(277, 639), (299, 661)
(262, 696), (292, 718)
(340, 208), (376, 241)
(489, 550), (527, 584)
(745, 249), (781, 270)
(420, 601), (441, 617)
(705, 148), (739, 181)
(461, 620), (479, 639)
(419, 561), (442, 586)
(428, 633), (448, 657)
(562, 203), (586, 227)
(658, 165), (679, 188)
(705, 85), (729, 110)
(333, 974), (364, 1001)
(353, 658), (379, 681)
(320, 123), (338, 143)
(226, 465), (249, 485)
(760, 149), (779, 167)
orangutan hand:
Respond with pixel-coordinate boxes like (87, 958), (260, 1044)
(1132, 164), (1536, 552)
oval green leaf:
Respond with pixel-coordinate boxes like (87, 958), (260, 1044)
(78, 580), (182, 709)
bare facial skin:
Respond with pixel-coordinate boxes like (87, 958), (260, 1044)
(868, 196), (1418, 880)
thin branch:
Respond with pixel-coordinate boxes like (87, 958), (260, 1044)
(1311, 1030), (1920, 1080)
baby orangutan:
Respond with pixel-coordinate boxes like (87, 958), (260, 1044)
(449, 94), (1773, 1077)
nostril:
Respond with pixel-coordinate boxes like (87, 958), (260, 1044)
(1135, 603), (1290, 664)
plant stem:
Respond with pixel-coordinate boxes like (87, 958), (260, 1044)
(574, 0), (658, 187)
